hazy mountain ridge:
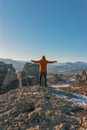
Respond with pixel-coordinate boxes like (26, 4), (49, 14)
(0, 58), (27, 71)
(48, 62), (87, 74)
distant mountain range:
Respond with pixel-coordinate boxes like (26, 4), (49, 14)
(0, 58), (27, 71)
(48, 61), (87, 74)
(55, 61), (87, 68)
(0, 58), (87, 73)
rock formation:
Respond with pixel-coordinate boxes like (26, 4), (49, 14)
(16, 71), (23, 87)
(75, 74), (82, 84)
(16, 63), (39, 87)
(0, 62), (18, 93)
(75, 70), (87, 84)
(23, 62), (39, 76)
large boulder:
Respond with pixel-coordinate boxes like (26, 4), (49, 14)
(16, 71), (29, 87)
(16, 71), (38, 87)
(1, 64), (18, 92)
(0, 62), (8, 92)
(0, 62), (18, 93)
(19, 63), (39, 86)
(0, 62), (9, 83)
(23, 63), (39, 77)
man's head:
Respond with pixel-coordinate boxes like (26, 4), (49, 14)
(42, 55), (46, 60)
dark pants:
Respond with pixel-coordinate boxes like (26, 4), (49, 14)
(39, 72), (47, 86)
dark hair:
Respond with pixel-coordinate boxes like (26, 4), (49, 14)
(42, 55), (46, 59)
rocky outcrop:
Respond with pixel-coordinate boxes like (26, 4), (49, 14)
(0, 85), (87, 130)
(16, 63), (39, 87)
(75, 70), (87, 84)
(16, 71), (23, 87)
(0, 62), (9, 88)
(0, 62), (18, 93)
(17, 71), (38, 87)
(16, 71), (29, 87)
(75, 74), (82, 84)
(47, 73), (70, 84)
(23, 62), (39, 76)
(82, 70), (87, 82)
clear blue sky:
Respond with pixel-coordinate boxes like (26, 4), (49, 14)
(0, 0), (87, 62)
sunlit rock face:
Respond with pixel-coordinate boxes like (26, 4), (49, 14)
(16, 71), (29, 87)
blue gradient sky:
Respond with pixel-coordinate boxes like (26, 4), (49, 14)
(0, 0), (87, 62)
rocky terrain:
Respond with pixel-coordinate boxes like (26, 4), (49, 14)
(0, 61), (87, 130)
(62, 70), (87, 96)
(0, 85), (87, 130)
(59, 83), (87, 97)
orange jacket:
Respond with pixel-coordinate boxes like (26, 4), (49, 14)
(31, 57), (57, 73)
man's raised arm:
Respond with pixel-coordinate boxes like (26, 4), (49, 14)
(31, 60), (40, 63)
(47, 60), (57, 64)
